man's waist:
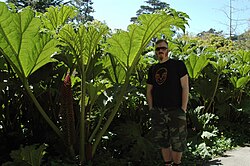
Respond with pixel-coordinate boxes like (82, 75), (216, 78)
(153, 106), (180, 111)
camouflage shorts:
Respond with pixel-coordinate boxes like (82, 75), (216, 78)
(150, 107), (187, 152)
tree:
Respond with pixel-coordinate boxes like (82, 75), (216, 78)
(66, 0), (94, 23)
(236, 29), (250, 50)
(6, 0), (63, 12)
(221, 0), (250, 39)
(130, 0), (170, 23)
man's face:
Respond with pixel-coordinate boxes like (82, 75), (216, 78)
(155, 42), (168, 62)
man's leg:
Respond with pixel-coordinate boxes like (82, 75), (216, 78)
(172, 151), (182, 165)
(162, 148), (182, 165)
(161, 147), (172, 162)
(170, 108), (187, 165)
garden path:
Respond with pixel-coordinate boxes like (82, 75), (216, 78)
(205, 145), (250, 166)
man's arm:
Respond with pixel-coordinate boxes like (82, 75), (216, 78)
(146, 84), (153, 110)
(180, 74), (189, 112)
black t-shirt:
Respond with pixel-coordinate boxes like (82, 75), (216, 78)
(146, 59), (188, 108)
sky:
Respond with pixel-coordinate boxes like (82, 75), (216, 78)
(92, 0), (250, 35)
(0, 0), (249, 35)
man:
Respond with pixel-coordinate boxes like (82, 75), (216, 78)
(146, 39), (189, 166)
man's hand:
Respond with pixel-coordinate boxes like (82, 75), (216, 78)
(181, 107), (187, 113)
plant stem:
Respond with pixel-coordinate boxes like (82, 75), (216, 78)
(79, 66), (86, 164)
(24, 82), (63, 140)
(91, 52), (142, 156)
(88, 108), (108, 142)
(91, 77), (129, 156)
(205, 74), (220, 113)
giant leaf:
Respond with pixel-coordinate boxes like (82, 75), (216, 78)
(0, 3), (58, 78)
(42, 5), (77, 31)
(238, 64), (250, 76)
(210, 58), (228, 74)
(235, 50), (250, 63)
(236, 76), (250, 89)
(185, 53), (209, 79)
(58, 21), (109, 66)
(106, 10), (189, 70)
(86, 82), (107, 107)
(58, 24), (86, 59)
(230, 76), (250, 89)
(9, 144), (46, 166)
(83, 21), (109, 65)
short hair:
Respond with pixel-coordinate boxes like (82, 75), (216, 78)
(155, 39), (168, 46)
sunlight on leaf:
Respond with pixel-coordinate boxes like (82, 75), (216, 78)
(236, 76), (250, 89)
(210, 58), (228, 73)
(58, 21), (109, 66)
(201, 131), (217, 139)
(235, 50), (250, 63)
(185, 54), (209, 79)
(86, 82), (107, 105)
(238, 64), (250, 76)
(107, 10), (188, 70)
(0, 3), (59, 78)
(42, 5), (77, 31)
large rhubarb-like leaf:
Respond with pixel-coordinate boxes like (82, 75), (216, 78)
(0, 2), (59, 78)
(235, 50), (250, 63)
(106, 10), (188, 70)
(58, 21), (109, 66)
(42, 5), (77, 31)
(185, 53), (209, 79)
(210, 58), (228, 74)
(230, 76), (250, 89)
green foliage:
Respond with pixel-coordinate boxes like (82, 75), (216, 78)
(229, 50), (250, 90)
(112, 121), (155, 161)
(210, 58), (228, 74)
(138, 0), (170, 14)
(42, 5), (77, 32)
(55, 19), (110, 163)
(230, 76), (250, 89)
(234, 50), (250, 63)
(196, 30), (235, 52)
(130, 0), (171, 23)
(108, 9), (188, 70)
(68, 0), (94, 23)
(185, 53), (209, 79)
(235, 30), (250, 50)
(0, 2), (64, 140)
(57, 21), (109, 66)
(2, 144), (47, 166)
(91, 7), (189, 159)
(187, 106), (233, 159)
(92, 81), (160, 166)
(1, 1), (249, 165)
(6, 0), (63, 12)
(103, 55), (127, 84)
(0, 2), (59, 79)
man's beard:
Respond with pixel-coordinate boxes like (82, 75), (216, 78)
(158, 53), (165, 61)
(159, 56), (163, 61)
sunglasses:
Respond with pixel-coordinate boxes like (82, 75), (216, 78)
(155, 47), (168, 51)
